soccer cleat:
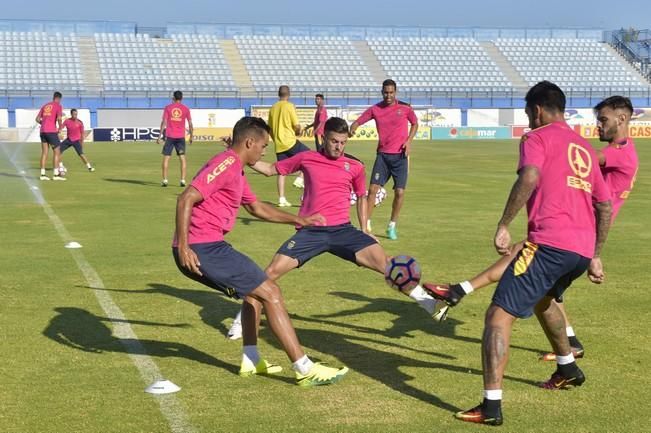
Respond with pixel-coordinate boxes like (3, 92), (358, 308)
(239, 359), (283, 377)
(539, 367), (585, 390)
(295, 363), (349, 387)
(39, 175), (51, 181)
(277, 197), (292, 207)
(539, 347), (585, 362)
(88, 166), (95, 172)
(455, 404), (503, 426)
(423, 283), (461, 307)
(386, 226), (398, 240)
(226, 321), (242, 340)
(161, 179), (168, 187)
(52, 175), (67, 181)
(180, 180), (186, 187)
(292, 176), (304, 188)
(432, 304), (450, 322)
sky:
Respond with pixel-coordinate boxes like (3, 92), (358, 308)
(2, 0), (650, 31)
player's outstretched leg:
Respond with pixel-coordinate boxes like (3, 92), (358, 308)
(538, 301), (584, 361)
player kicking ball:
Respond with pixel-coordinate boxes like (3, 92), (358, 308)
(226, 117), (448, 340)
(58, 108), (95, 172)
(174, 116), (348, 386)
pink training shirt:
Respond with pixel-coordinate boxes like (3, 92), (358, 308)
(355, 101), (418, 154)
(62, 118), (84, 142)
(174, 149), (257, 246)
(601, 138), (639, 221)
(518, 122), (610, 258)
(38, 101), (63, 133)
(275, 150), (366, 227)
(163, 102), (192, 139)
(314, 106), (328, 137)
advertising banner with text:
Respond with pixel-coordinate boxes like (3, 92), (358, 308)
(431, 126), (511, 140)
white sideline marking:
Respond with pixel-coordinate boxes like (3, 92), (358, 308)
(2, 144), (197, 433)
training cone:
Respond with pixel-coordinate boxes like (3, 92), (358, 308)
(145, 379), (181, 394)
(64, 241), (82, 249)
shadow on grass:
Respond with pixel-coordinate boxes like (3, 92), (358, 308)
(43, 306), (237, 374)
(102, 177), (161, 187)
(0, 171), (31, 179)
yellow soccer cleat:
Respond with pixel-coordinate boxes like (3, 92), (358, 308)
(239, 359), (283, 377)
(295, 363), (349, 387)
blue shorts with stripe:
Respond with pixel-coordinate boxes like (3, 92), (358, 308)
(162, 137), (186, 156)
(493, 242), (590, 318)
(172, 241), (268, 299)
(370, 152), (408, 190)
(277, 223), (377, 267)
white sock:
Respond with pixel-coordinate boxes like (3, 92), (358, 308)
(483, 389), (503, 400)
(409, 284), (437, 315)
(53, 168), (59, 176)
(242, 345), (260, 366)
(292, 355), (315, 375)
(59, 162), (65, 168)
(556, 353), (575, 365)
(388, 221), (396, 229)
(86, 163), (92, 168)
(460, 280), (474, 294)
(566, 326), (575, 337)
(279, 196), (286, 201)
(41, 168), (46, 175)
(233, 309), (242, 325)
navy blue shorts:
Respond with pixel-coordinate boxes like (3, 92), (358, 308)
(163, 137), (186, 156)
(172, 241), (268, 299)
(276, 140), (310, 161)
(60, 139), (83, 156)
(277, 223), (378, 267)
(40, 132), (61, 148)
(371, 152), (408, 190)
(493, 242), (591, 318)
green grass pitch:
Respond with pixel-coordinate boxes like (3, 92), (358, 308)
(1, 138), (649, 433)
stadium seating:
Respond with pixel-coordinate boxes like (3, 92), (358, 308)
(235, 35), (377, 92)
(0, 31), (84, 91)
(95, 33), (237, 92)
(494, 38), (649, 91)
(368, 37), (512, 91)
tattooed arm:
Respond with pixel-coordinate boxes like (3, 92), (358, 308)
(494, 166), (539, 255)
(587, 200), (612, 283)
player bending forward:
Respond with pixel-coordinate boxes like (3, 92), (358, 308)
(174, 116), (348, 386)
(226, 117), (448, 340)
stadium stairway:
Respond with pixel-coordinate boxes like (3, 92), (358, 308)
(604, 44), (651, 85)
(480, 41), (528, 91)
(351, 40), (386, 86)
(77, 36), (104, 92)
(220, 39), (256, 96)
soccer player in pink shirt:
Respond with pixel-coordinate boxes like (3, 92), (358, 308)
(225, 117), (447, 340)
(173, 116), (348, 387)
(158, 90), (193, 187)
(425, 96), (639, 365)
(350, 79), (418, 240)
(304, 93), (328, 151)
(36, 91), (65, 181)
(453, 82), (612, 426)
(58, 109), (95, 172)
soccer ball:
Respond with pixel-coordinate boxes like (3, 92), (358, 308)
(58, 163), (67, 176)
(350, 190), (358, 206)
(385, 255), (421, 292)
(375, 187), (387, 207)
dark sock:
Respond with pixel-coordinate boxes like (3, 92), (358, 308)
(449, 283), (467, 299)
(558, 361), (580, 377)
(568, 335), (583, 349)
(482, 398), (501, 416)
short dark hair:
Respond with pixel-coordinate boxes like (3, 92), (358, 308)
(525, 81), (566, 113)
(594, 95), (633, 115)
(382, 79), (397, 89)
(70, 108), (78, 114)
(278, 85), (290, 97)
(315, 93), (324, 99)
(53, 91), (62, 99)
(232, 116), (271, 145)
(324, 117), (349, 135)
(173, 90), (183, 100)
